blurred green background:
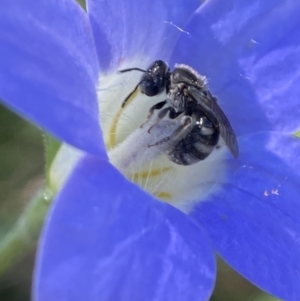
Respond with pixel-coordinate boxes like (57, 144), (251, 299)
(0, 103), (44, 301)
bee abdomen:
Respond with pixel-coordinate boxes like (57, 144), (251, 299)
(167, 126), (219, 166)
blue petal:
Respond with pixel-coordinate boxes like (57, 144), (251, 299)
(191, 132), (300, 301)
(0, 0), (106, 157)
(172, 0), (300, 135)
(87, 0), (200, 70)
(34, 156), (216, 301)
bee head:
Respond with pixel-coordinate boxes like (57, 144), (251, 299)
(139, 60), (170, 96)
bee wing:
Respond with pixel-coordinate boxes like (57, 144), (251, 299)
(187, 86), (239, 158)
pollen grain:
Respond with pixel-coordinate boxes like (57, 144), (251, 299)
(132, 167), (172, 182)
(155, 191), (172, 200)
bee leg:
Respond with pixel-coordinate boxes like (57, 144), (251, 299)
(147, 105), (179, 134)
(148, 100), (167, 119)
(146, 107), (169, 133)
(140, 100), (167, 129)
(148, 115), (194, 148)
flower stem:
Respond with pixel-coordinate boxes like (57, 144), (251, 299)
(0, 188), (53, 276)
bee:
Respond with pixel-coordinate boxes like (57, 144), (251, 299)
(118, 60), (238, 165)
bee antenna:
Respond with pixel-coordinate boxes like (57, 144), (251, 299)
(117, 67), (146, 74)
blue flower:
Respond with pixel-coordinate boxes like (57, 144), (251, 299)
(1, 0), (300, 300)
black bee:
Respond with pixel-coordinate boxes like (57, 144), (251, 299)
(118, 60), (238, 165)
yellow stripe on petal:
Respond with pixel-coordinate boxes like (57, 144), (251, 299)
(293, 130), (300, 138)
(155, 191), (172, 200)
(107, 87), (139, 150)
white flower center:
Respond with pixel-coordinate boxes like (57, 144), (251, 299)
(98, 59), (227, 213)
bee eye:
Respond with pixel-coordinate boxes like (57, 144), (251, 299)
(139, 75), (164, 96)
(139, 80), (157, 96)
